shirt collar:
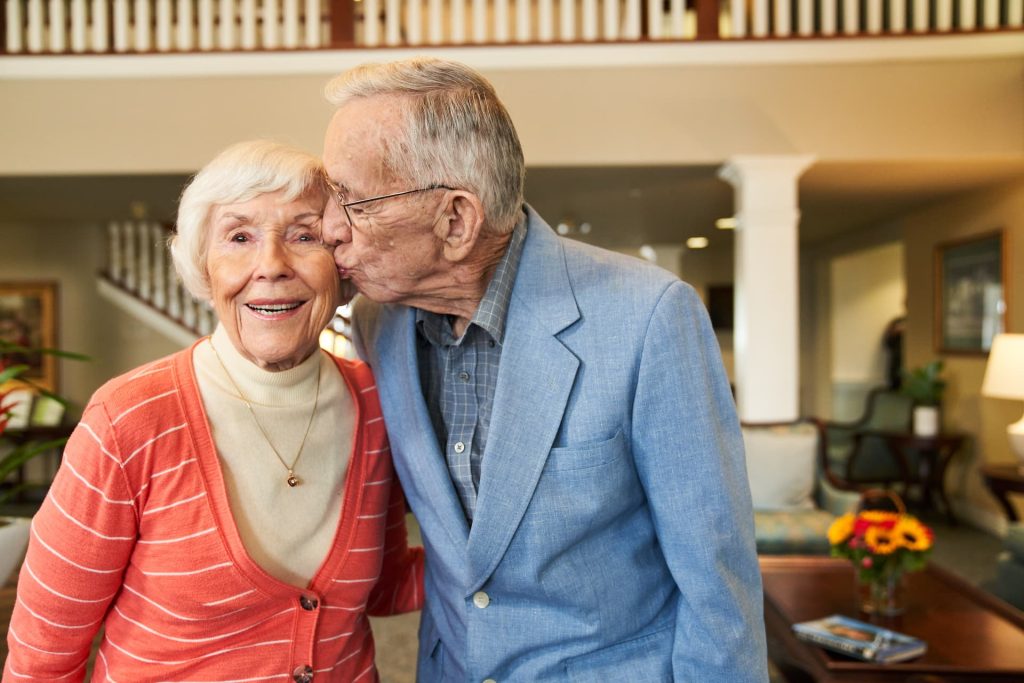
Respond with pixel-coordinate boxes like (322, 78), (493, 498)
(416, 214), (527, 347)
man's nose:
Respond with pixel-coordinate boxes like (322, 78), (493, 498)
(322, 200), (352, 247)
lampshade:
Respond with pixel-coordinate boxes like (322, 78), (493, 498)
(981, 334), (1024, 400)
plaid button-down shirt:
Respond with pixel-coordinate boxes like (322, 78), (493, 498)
(416, 219), (527, 522)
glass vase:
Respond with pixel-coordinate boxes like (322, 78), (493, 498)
(857, 569), (906, 617)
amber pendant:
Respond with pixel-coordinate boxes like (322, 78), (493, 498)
(287, 471), (300, 487)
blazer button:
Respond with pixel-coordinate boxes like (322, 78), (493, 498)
(292, 665), (314, 682)
(299, 596), (319, 611)
(472, 591), (490, 608)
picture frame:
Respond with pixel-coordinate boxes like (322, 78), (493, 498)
(0, 281), (59, 391)
(706, 284), (734, 331)
(934, 231), (1007, 354)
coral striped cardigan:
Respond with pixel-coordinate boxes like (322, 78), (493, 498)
(3, 345), (423, 682)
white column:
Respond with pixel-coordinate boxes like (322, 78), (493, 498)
(364, 0), (380, 45)
(406, 0), (423, 44)
(71, 0), (88, 52)
(27, 0), (44, 52)
(472, 0), (486, 42)
(603, 0), (619, 39)
(515, 0), (530, 41)
(450, 0), (464, 43)
(623, 0), (640, 38)
(6, 0), (24, 53)
(108, 222), (124, 283)
(718, 155), (814, 423)
(429, 0), (443, 43)
(198, 0), (214, 49)
(582, 0), (597, 40)
(263, 0), (280, 47)
(242, 0), (258, 47)
(134, 0), (151, 50)
(48, 0), (66, 51)
(538, 0), (553, 41)
(647, 0), (662, 38)
(303, 0), (318, 46)
(151, 224), (168, 309)
(385, 0), (400, 45)
(729, 0), (744, 38)
(168, 273), (183, 320)
(220, 0), (238, 48)
(123, 220), (138, 291)
(137, 222), (153, 301)
(176, 0), (193, 49)
(156, 0), (172, 50)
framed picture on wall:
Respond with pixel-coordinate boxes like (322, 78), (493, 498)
(934, 231), (1007, 354)
(0, 281), (59, 391)
(706, 284), (734, 331)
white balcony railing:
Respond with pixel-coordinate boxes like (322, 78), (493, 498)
(4, 0), (1022, 54)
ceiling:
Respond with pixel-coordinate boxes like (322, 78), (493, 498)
(2, 159), (1022, 251)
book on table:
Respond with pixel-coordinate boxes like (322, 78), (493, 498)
(792, 614), (927, 663)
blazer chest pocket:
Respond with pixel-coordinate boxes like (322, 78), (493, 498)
(564, 625), (674, 682)
(546, 430), (627, 472)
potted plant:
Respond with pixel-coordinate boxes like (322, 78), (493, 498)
(0, 339), (86, 585)
(901, 360), (946, 437)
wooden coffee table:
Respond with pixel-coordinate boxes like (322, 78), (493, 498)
(762, 556), (1024, 682)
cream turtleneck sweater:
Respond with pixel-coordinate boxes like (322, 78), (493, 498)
(193, 326), (354, 588)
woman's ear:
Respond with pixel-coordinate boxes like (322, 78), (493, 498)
(438, 191), (485, 262)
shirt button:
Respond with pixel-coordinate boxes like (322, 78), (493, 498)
(454, 441), (466, 454)
(299, 596), (319, 611)
(458, 371), (471, 382)
(473, 591), (490, 608)
(292, 665), (314, 682)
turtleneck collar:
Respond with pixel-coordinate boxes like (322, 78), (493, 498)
(209, 325), (323, 407)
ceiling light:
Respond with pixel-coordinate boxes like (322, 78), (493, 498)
(686, 237), (709, 249)
(579, 222), (592, 235)
(556, 222), (570, 235)
(639, 245), (658, 262)
(715, 217), (737, 230)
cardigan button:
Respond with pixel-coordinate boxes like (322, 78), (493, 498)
(299, 596), (319, 611)
(292, 665), (314, 682)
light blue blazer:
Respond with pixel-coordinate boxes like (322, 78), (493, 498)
(353, 207), (767, 682)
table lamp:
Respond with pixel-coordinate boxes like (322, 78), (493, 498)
(981, 333), (1024, 469)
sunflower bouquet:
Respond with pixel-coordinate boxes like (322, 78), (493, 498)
(827, 492), (933, 615)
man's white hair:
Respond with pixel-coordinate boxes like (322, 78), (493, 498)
(324, 57), (525, 235)
(170, 139), (326, 300)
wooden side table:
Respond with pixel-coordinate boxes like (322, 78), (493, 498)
(981, 464), (1024, 523)
(880, 432), (965, 525)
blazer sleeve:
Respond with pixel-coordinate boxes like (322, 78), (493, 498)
(366, 477), (425, 617)
(629, 281), (768, 683)
(3, 400), (138, 682)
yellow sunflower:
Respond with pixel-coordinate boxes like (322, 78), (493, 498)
(865, 525), (899, 555)
(828, 513), (856, 546)
(859, 510), (900, 526)
(894, 517), (933, 552)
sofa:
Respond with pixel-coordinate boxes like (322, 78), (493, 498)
(742, 419), (861, 555)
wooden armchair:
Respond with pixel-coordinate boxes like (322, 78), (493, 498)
(823, 387), (914, 491)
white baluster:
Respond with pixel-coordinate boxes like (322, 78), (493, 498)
(889, 0), (905, 32)
(560, 0), (575, 40)
(240, 0), (256, 47)
(364, 0), (380, 45)
(135, 0), (151, 50)
(406, 0), (422, 44)
(935, 0), (951, 31)
(797, 0), (812, 35)
(959, 0), (975, 29)
(821, 0), (836, 35)
(774, 0), (790, 35)
(198, 0), (214, 48)
(6, 0), (23, 53)
(982, 0), (998, 28)
(866, 0), (881, 33)
(176, 0), (193, 49)
(752, 0), (767, 37)
(472, 0), (486, 42)
(27, 0), (44, 52)
(494, 0), (508, 42)
(156, 0), (172, 50)
(263, 0), (279, 48)
(603, 0), (619, 39)
(623, 0), (640, 38)
(198, 303), (214, 336)
(647, 0), (661, 38)
(1009, 0), (1023, 27)
(385, 0), (399, 44)
(123, 221), (138, 292)
(151, 225), (167, 310)
(582, 0), (597, 40)
(220, 0), (237, 48)
(428, 0), (443, 43)
(182, 295), (197, 330)
(48, 0), (66, 52)
(168, 274), (183, 320)
(912, 0), (927, 32)
(842, 0), (858, 34)
(91, 0), (108, 49)
(670, 0), (684, 37)
(728, 0), (744, 37)
(537, 0), (552, 40)
(71, 0), (88, 51)
(137, 223), (153, 302)
(514, 0), (528, 41)
(450, 0), (465, 43)
(303, 0), (318, 46)
(108, 222), (123, 283)
(282, 0), (298, 47)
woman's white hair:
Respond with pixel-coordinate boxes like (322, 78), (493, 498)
(324, 57), (525, 235)
(170, 139), (326, 300)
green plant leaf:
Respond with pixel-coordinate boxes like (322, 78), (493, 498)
(0, 438), (68, 480)
(0, 364), (31, 385)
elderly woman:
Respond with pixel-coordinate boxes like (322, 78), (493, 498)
(3, 140), (422, 681)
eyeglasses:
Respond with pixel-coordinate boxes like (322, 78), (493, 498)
(325, 178), (454, 230)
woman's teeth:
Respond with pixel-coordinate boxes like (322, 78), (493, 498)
(247, 302), (302, 314)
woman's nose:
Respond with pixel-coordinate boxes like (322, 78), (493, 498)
(253, 238), (294, 280)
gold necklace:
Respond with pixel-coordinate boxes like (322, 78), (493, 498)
(209, 339), (321, 488)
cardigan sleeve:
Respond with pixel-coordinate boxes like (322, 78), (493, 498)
(366, 477), (424, 617)
(3, 400), (139, 682)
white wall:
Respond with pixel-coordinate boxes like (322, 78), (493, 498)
(828, 241), (905, 420)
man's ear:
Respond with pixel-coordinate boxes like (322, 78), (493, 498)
(439, 191), (485, 262)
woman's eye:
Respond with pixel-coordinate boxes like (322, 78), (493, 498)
(228, 232), (249, 243)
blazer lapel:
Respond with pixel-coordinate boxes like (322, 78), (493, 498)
(373, 305), (470, 551)
(466, 211), (580, 593)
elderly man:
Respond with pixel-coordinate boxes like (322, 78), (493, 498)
(321, 57), (767, 682)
